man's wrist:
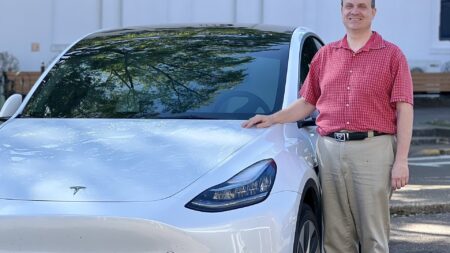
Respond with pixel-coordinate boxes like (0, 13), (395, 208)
(394, 156), (408, 164)
(268, 114), (278, 124)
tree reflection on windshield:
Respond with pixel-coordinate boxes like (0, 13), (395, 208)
(23, 27), (290, 119)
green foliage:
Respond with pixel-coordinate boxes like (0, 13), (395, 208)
(0, 51), (20, 72)
(23, 27), (290, 118)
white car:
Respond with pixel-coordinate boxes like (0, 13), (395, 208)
(0, 24), (323, 253)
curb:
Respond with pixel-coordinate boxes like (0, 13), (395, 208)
(411, 137), (449, 146)
(415, 148), (450, 156)
(412, 127), (450, 147)
(412, 127), (450, 138)
(390, 203), (450, 216)
(409, 145), (450, 157)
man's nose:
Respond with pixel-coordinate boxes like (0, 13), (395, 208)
(349, 7), (361, 14)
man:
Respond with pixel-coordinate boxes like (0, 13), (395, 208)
(242, 0), (413, 252)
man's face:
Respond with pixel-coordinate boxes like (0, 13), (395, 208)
(341, 0), (376, 33)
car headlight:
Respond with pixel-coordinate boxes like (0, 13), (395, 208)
(185, 159), (277, 212)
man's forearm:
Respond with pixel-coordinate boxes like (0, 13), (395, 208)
(271, 97), (316, 124)
(395, 102), (414, 161)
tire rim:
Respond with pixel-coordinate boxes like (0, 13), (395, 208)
(297, 220), (320, 253)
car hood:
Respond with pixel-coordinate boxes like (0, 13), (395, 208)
(0, 119), (264, 202)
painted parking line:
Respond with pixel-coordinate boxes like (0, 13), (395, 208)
(408, 155), (450, 167)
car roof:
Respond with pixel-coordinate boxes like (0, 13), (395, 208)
(85, 24), (296, 40)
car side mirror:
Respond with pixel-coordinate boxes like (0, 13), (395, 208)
(297, 110), (318, 128)
(0, 94), (23, 119)
(297, 117), (316, 128)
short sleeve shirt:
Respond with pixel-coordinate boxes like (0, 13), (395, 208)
(300, 32), (413, 136)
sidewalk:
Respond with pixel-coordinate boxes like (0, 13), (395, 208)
(390, 156), (450, 215)
(389, 95), (450, 215)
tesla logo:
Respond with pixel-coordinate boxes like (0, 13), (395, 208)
(70, 186), (86, 196)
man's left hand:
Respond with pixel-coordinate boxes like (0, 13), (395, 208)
(391, 160), (409, 190)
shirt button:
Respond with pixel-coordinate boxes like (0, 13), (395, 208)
(346, 104), (349, 107)
(353, 53), (356, 56)
(347, 86), (350, 90)
(349, 70), (353, 73)
(346, 122), (350, 125)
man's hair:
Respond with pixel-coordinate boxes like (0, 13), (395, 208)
(341, 0), (376, 8)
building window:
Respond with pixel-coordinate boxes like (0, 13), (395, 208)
(441, 0), (450, 40)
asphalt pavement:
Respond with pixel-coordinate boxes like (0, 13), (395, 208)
(390, 157), (450, 215)
(390, 212), (450, 253)
(388, 95), (450, 252)
(389, 95), (450, 215)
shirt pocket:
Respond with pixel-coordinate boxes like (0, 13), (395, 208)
(362, 65), (392, 93)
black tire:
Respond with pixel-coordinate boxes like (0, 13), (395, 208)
(294, 204), (321, 253)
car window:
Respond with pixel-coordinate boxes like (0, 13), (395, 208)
(21, 28), (291, 120)
(313, 37), (324, 51)
(299, 36), (323, 121)
(299, 36), (321, 86)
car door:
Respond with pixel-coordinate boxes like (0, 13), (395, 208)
(298, 35), (324, 171)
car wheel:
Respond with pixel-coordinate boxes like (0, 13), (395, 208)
(294, 204), (321, 253)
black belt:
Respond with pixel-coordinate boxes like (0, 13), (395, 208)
(326, 131), (386, 142)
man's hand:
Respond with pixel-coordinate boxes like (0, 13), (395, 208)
(392, 102), (413, 191)
(241, 114), (275, 128)
(391, 159), (409, 190)
(241, 98), (316, 129)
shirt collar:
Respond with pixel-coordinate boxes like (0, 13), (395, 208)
(332, 31), (386, 52)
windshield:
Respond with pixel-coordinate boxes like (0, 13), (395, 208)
(22, 27), (290, 119)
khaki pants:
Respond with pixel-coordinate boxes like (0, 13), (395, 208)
(317, 135), (395, 253)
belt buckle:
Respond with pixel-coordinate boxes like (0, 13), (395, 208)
(334, 132), (348, 142)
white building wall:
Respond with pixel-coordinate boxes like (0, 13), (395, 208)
(101, 0), (123, 29)
(236, 0), (262, 24)
(52, 0), (101, 44)
(0, 0), (53, 71)
(0, 0), (449, 71)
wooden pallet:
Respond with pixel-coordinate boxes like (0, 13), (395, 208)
(4, 72), (42, 95)
(412, 73), (450, 93)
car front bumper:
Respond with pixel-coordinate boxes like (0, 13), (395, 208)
(0, 191), (301, 253)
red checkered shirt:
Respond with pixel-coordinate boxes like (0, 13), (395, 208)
(300, 32), (413, 136)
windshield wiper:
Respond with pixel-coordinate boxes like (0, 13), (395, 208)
(15, 114), (37, 118)
(129, 111), (217, 119)
(156, 114), (217, 120)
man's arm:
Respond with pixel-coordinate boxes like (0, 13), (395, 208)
(241, 97), (316, 128)
(391, 102), (413, 190)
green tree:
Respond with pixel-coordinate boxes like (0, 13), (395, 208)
(24, 27), (290, 118)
